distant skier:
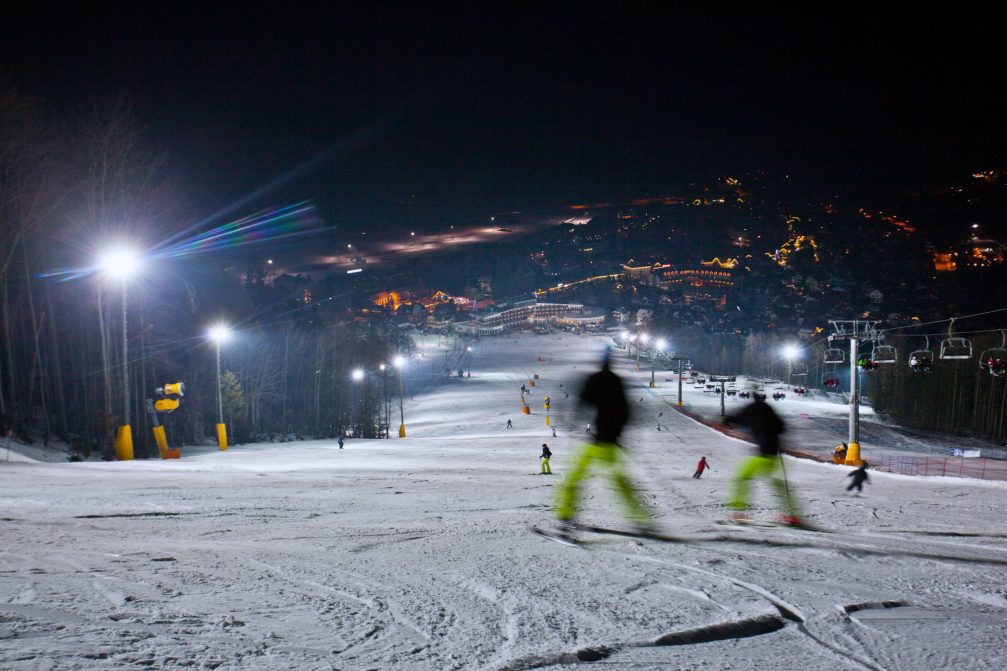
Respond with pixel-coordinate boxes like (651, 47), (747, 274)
(338, 436), (345, 449)
(551, 426), (557, 438)
(723, 392), (805, 526)
(554, 349), (651, 537)
(540, 444), (553, 474)
(506, 419), (513, 429)
(693, 456), (710, 479)
(846, 462), (870, 494)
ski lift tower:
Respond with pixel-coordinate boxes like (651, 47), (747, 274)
(828, 319), (880, 466)
(668, 356), (690, 407)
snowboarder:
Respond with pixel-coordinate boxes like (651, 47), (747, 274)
(338, 436), (345, 449)
(554, 350), (651, 536)
(540, 444), (553, 474)
(723, 393), (804, 526)
(693, 456), (710, 479)
(846, 462), (870, 494)
(506, 419), (513, 429)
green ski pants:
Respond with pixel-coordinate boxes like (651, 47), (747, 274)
(728, 454), (799, 516)
(555, 442), (648, 523)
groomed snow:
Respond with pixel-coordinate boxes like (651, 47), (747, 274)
(2, 333), (1006, 670)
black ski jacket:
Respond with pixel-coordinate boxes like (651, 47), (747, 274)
(579, 363), (630, 444)
(726, 398), (785, 456)
(848, 467), (869, 485)
(540, 446), (552, 459)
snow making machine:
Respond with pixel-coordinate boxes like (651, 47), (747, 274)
(145, 382), (185, 459)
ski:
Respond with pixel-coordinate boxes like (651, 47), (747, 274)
(573, 524), (705, 544)
(530, 525), (586, 548)
(716, 519), (830, 533)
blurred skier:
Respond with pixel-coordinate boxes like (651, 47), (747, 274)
(506, 419), (513, 429)
(846, 462), (870, 495)
(693, 456), (710, 479)
(552, 426), (557, 438)
(338, 436), (345, 449)
(540, 443), (553, 474)
(723, 391), (805, 526)
(554, 349), (650, 536)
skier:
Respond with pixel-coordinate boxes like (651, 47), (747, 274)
(723, 391), (805, 526)
(551, 426), (557, 438)
(338, 436), (345, 449)
(540, 443), (553, 474)
(693, 456), (710, 479)
(506, 419), (513, 429)
(554, 349), (651, 536)
(846, 462), (870, 494)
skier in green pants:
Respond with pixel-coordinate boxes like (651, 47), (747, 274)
(723, 392), (805, 526)
(554, 349), (650, 537)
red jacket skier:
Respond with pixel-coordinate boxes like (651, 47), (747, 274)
(693, 456), (710, 479)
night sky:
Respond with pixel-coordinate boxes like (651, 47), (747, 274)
(4, 6), (1005, 233)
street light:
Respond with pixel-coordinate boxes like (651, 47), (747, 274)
(637, 333), (650, 371)
(351, 368), (366, 438)
(207, 324), (231, 450)
(379, 363), (389, 438)
(99, 247), (142, 461)
(393, 356), (407, 437)
(783, 343), (800, 389)
(650, 338), (667, 388)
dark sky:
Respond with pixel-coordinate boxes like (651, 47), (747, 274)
(4, 6), (1006, 231)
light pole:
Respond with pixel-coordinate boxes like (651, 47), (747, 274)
(208, 324), (231, 450)
(100, 248), (141, 461)
(637, 333), (649, 371)
(650, 339), (667, 388)
(379, 363), (389, 438)
(394, 356), (407, 437)
(351, 368), (365, 437)
(783, 343), (799, 390)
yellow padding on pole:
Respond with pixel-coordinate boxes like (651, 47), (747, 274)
(216, 423), (228, 451)
(844, 442), (863, 466)
(152, 425), (168, 459)
(114, 424), (134, 461)
(522, 405), (530, 415)
(398, 424), (407, 438)
(545, 415), (551, 426)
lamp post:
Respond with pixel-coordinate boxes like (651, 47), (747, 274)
(783, 343), (799, 390)
(351, 368), (365, 437)
(100, 248), (141, 461)
(208, 324), (231, 450)
(393, 356), (407, 437)
(637, 333), (649, 371)
(379, 363), (389, 438)
(650, 338), (667, 388)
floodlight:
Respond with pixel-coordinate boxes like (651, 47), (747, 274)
(208, 324), (232, 343)
(351, 368), (365, 381)
(99, 248), (142, 280)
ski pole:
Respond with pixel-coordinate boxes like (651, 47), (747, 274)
(778, 451), (794, 514)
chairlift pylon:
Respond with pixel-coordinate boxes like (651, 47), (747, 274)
(940, 318), (973, 360)
(979, 331), (1007, 377)
(909, 336), (933, 373)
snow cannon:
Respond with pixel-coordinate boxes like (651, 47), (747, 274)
(146, 382), (185, 459)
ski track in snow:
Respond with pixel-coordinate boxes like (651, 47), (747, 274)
(2, 333), (1007, 670)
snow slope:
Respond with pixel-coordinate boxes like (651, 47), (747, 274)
(2, 333), (1006, 670)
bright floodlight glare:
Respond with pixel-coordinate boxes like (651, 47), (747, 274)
(379, 363), (386, 371)
(208, 324), (232, 343)
(620, 330), (629, 339)
(99, 248), (141, 279)
(393, 355), (406, 368)
(466, 346), (473, 352)
(640, 333), (650, 344)
(783, 343), (800, 359)
(656, 338), (667, 351)
(351, 368), (365, 381)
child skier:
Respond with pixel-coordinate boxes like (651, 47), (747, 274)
(540, 443), (553, 474)
(693, 456), (710, 479)
(847, 462), (870, 494)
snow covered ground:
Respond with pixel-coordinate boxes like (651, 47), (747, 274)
(2, 333), (1007, 670)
